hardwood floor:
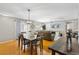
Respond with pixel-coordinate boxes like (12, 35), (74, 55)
(0, 39), (54, 55)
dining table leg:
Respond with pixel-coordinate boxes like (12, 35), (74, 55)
(23, 39), (26, 52)
(40, 39), (43, 55)
(52, 50), (55, 55)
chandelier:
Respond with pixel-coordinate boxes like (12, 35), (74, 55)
(26, 9), (32, 24)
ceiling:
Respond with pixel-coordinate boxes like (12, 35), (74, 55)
(0, 3), (78, 22)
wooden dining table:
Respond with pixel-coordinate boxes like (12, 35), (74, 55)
(48, 37), (79, 55)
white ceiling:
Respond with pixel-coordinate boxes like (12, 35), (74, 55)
(0, 3), (78, 22)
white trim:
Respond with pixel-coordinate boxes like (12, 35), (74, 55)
(0, 39), (16, 44)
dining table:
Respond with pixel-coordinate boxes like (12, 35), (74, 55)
(48, 37), (79, 55)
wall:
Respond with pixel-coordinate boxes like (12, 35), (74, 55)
(78, 19), (79, 32)
(78, 18), (79, 43)
(0, 15), (16, 41)
(67, 20), (78, 32)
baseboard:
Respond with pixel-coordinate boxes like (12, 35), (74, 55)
(0, 39), (16, 44)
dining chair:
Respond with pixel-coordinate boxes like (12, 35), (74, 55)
(18, 33), (30, 52)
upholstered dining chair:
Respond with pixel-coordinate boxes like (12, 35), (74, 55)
(18, 33), (30, 52)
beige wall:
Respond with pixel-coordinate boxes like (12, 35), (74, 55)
(0, 15), (16, 41)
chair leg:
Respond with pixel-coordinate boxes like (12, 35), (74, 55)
(30, 41), (33, 55)
(23, 44), (25, 52)
(21, 40), (23, 50)
(18, 39), (20, 47)
(35, 43), (37, 55)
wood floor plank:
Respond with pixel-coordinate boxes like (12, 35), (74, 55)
(0, 39), (54, 55)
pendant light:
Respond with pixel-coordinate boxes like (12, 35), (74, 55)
(26, 9), (32, 24)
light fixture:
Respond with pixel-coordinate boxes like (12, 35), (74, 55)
(26, 9), (32, 24)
